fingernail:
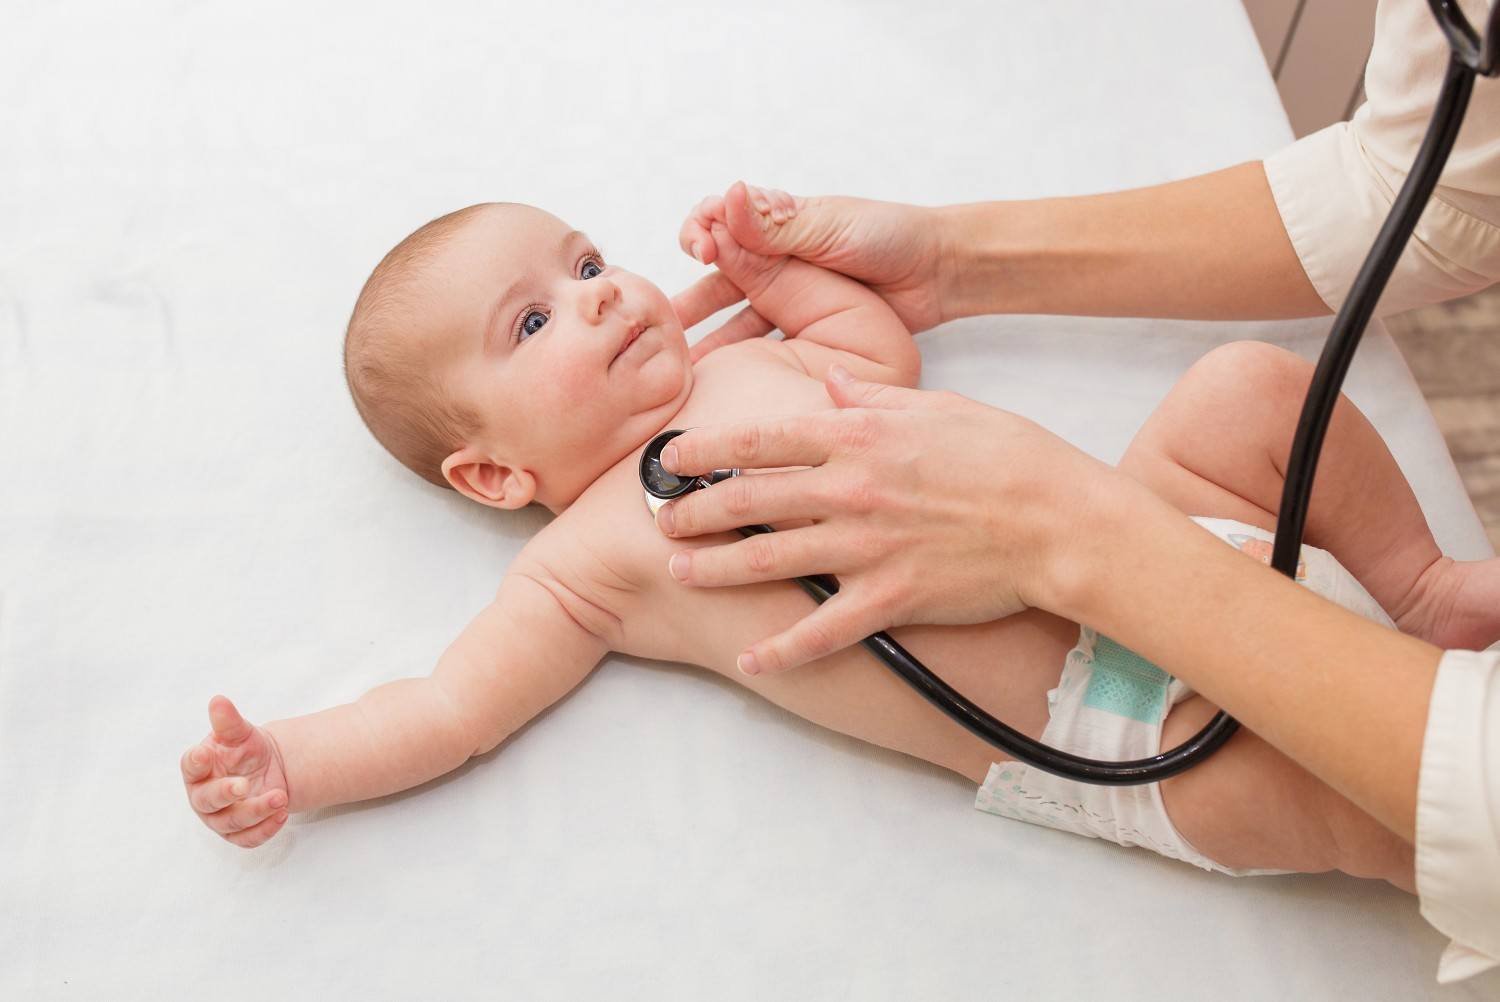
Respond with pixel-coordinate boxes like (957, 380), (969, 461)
(269, 792), (286, 809)
(669, 552), (691, 582)
(661, 443), (679, 472)
(693, 241), (704, 262)
(656, 503), (676, 535)
(750, 190), (771, 214)
(231, 780), (248, 797)
(829, 364), (854, 385)
(189, 749), (204, 766)
(738, 651), (760, 676)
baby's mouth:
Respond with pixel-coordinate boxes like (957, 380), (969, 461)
(613, 323), (647, 363)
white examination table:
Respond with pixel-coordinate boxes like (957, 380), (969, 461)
(2, 2), (1496, 998)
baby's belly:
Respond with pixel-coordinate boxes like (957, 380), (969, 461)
(644, 575), (1081, 785)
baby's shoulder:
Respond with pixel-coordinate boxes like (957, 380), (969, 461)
(514, 465), (678, 641)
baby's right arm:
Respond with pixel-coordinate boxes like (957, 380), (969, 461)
(181, 567), (607, 847)
(681, 182), (921, 387)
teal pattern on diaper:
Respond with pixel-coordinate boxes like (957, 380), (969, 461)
(1081, 635), (1172, 724)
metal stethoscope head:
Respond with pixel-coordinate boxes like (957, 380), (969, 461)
(640, 429), (739, 515)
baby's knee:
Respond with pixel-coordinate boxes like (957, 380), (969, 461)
(1177, 340), (1313, 413)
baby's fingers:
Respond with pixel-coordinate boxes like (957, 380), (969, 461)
(179, 744), (215, 784)
(190, 775), (250, 816)
(205, 789), (288, 836)
(679, 195), (725, 263)
(688, 306), (774, 362)
(224, 808), (290, 849)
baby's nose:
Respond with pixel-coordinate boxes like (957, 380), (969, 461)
(580, 276), (622, 322)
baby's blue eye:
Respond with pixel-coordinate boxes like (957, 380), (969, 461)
(580, 259), (603, 280)
(520, 310), (548, 339)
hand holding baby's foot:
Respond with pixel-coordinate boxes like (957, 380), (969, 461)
(181, 695), (290, 848)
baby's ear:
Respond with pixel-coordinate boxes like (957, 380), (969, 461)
(441, 448), (536, 510)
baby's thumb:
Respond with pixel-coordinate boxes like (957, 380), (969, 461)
(208, 695), (255, 746)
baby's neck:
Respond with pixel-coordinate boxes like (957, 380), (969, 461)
(540, 361), (708, 514)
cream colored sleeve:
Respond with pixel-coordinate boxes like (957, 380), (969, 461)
(1262, 0), (1500, 317)
(1417, 649), (1500, 984)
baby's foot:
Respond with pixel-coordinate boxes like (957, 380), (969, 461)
(1393, 556), (1500, 651)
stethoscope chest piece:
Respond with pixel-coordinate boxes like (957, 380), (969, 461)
(639, 429), (738, 515)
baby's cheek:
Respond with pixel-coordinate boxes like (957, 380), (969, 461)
(555, 356), (602, 401)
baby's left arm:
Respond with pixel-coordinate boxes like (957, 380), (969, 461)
(684, 184), (920, 388)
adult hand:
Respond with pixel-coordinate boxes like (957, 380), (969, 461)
(673, 181), (949, 352)
(654, 366), (1129, 675)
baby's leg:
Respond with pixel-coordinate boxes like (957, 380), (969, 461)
(1115, 341), (1458, 886)
(1121, 340), (1498, 651)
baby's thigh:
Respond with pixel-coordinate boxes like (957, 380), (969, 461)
(1158, 696), (1413, 888)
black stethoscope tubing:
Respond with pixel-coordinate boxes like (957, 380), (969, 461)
(642, 0), (1500, 785)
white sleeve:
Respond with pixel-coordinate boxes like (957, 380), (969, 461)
(1261, 0), (1500, 317)
(1416, 649), (1500, 983)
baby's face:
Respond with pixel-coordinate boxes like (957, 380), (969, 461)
(427, 204), (692, 510)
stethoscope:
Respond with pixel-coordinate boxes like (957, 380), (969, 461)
(641, 0), (1500, 786)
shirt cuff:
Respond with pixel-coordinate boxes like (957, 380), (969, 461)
(1263, 123), (1500, 318)
(1416, 649), (1500, 983)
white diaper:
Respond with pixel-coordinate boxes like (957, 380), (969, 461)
(975, 516), (1395, 876)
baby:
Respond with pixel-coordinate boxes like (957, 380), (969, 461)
(179, 182), (1500, 886)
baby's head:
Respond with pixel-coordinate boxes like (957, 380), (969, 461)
(344, 204), (692, 512)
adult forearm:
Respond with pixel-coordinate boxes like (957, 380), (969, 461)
(264, 676), (473, 813)
(1048, 485), (1439, 841)
(937, 161), (1330, 322)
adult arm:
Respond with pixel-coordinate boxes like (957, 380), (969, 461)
(677, 0), (1500, 337)
(655, 372), (1435, 837)
(655, 372), (1500, 978)
(674, 163), (1327, 336)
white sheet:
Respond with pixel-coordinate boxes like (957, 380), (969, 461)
(3, 1), (1496, 998)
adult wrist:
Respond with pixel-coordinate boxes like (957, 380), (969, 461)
(933, 201), (1007, 322)
(1031, 468), (1171, 625)
(930, 203), (970, 324)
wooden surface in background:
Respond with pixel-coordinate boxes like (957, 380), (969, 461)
(1386, 288), (1500, 550)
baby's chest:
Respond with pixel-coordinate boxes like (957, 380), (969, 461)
(676, 343), (832, 426)
(553, 349), (832, 659)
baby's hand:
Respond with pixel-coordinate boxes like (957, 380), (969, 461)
(679, 183), (796, 266)
(180, 695), (290, 848)
(683, 184), (796, 301)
